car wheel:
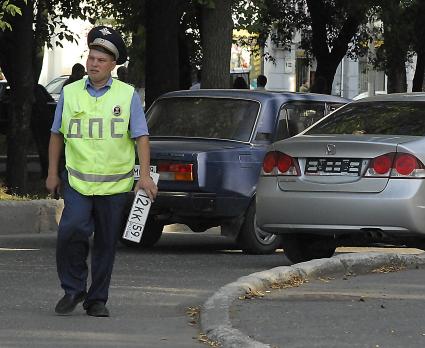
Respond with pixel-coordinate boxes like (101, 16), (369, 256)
(281, 234), (336, 264)
(236, 200), (282, 254)
(120, 217), (164, 248)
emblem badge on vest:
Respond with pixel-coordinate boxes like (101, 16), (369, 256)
(113, 105), (121, 116)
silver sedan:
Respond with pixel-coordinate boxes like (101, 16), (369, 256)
(256, 93), (425, 264)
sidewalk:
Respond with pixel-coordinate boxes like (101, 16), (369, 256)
(0, 156), (63, 234)
(200, 251), (425, 348)
(0, 199), (63, 234)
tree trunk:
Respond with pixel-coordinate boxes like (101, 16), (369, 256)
(386, 66), (407, 93)
(145, 0), (181, 109)
(412, 1), (425, 92)
(384, 20), (407, 93)
(178, 15), (192, 90)
(310, 61), (338, 94)
(1, 0), (34, 194)
(128, 25), (146, 90)
(385, 46), (407, 93)
(33, 0), (48, 82)
(306, 0), (367, 95)
(200, 0), (233, 89)
(381, 0), (408, 93)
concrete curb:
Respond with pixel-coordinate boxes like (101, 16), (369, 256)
(200, 252), (425, 348)
(0, 199), (63, 234)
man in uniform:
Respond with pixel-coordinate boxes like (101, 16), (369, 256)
(46, 26), (157, 317)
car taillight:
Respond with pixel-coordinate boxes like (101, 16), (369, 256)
(158, 162), (194, 181)
(392, 153), (425, 177)
(369, 154), (394, 176)
(262, 152), (277, 173)
(365, 152), (425, 178)
(262, 151), (300, 176)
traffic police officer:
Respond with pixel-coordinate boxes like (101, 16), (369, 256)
(46, 26), (157, 317)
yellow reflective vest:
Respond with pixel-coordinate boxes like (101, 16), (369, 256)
(60, 79), (135, 195)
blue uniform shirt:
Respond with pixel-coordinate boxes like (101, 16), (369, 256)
(51, 77), (149, 139)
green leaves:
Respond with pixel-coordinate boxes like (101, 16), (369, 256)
(0, 0), (27, 31)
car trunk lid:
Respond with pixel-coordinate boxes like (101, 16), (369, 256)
(148, 138), (251, 192)
(276, 135), (418, 193)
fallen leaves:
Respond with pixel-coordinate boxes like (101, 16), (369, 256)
(238, 288), (265, 300)
(238, 276), (307, 300)
(186, 306), (200, 326)
(186, 306), (221, 346)
(197, 333), (221, 347)
(371, 264), (406, 274)
(271, 275), (306, 289)
(0, 183), (29, 200)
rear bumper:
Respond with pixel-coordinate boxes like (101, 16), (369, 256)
(128, 191), (250, 218)
(256, 176), (425, 237)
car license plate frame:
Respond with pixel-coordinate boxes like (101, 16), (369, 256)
(133, 165), (157, 180)
(305, 158), (362, 176)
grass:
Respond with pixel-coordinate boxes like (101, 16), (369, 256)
(0, 175), (50, 201)
(0, 183), (28, 200)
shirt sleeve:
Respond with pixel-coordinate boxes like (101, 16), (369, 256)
(130, 91), (149, 138)
(50, 92), (64, 134)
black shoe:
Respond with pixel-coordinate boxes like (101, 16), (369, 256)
(55, 292), (86, 315)
(86, 302), (110, 317)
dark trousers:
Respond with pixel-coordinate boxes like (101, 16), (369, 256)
(56, 172), (128, 308)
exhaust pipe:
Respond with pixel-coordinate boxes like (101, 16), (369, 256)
(362, 228), (385, 240)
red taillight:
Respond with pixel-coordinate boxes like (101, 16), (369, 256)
(366, 152), (425, 178)
(158, 162), (193, 181)
(262, 151), (299, 176)
(372, 154), (393, 175)
(277, 153), (293, 173)
(394, 154), (417, 176)
(263, 152), (277, 173)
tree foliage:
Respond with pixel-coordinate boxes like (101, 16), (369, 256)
(367, 0), (425, 92)
(234, 0), (373, 93)
(0, 0), (24, 31)
(233, 0), (425, 93)
(0, 0), (87, 194)
(87, 0), (235, 102)
(7, 0), (425, 193)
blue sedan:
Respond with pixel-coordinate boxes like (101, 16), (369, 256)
(126, 89), (349, 254)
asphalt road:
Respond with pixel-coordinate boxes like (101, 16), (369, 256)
(231, 258), (425, 348)
(0, 227), (288, 348)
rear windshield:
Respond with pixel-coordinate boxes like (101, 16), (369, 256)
(306, 101), (425, 136)
(147, 97), (260, 142)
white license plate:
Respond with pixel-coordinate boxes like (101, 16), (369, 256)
(122, 172), (160, 243)
(134, 165), (157, 180)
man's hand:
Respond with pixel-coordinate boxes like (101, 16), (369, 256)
(46, 174), (61, 199)
(134, 174), (158, 201)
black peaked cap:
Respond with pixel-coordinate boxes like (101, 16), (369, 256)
(87, 26), (127, 65)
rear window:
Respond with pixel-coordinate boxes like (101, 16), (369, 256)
(306, 101), (425, 136)
(147, 97), (260, 142)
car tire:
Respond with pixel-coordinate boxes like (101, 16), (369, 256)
(120, 217), (164, 248)
(236, 200), (282, 254)
(281, 234), (336, 264)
